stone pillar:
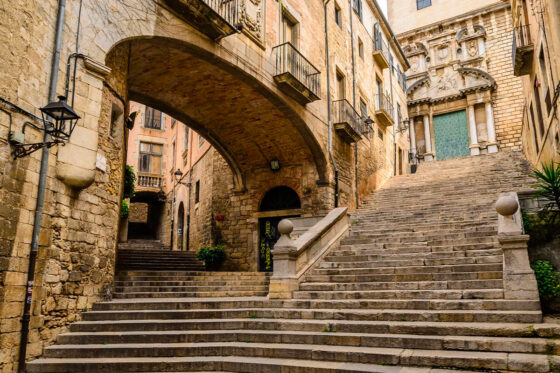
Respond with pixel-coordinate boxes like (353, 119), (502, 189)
(269, 220), (298, 299)
(467, 105), (480, 156)
(423, 115), (434, 161)
(410, 117), (417, 154)
(495, 193), (540, 302)
(485, 102), (498, 153)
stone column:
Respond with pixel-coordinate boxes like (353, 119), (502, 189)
(495, 193), (540, 302)
(485, 102), (498, 153)
(269, 220), (298, 299)
(467, 105), (480, 156)
(410, 117), (417, 154)
(423, 115), (434, 161)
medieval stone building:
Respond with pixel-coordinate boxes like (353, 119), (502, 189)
(389, 0), (525, 161)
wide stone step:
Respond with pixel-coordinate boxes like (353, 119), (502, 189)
(26, 355), (488, 373)
(81, 307), (542, 322)
(114, 280), (270, 287)
(327, 249), (502, 261)
(54, 329), (560, 355)
(311, 264), (503, 276)
(299, 279), (504, 291)
(37, 342), (559, 372)
(113, 290), (269, 299)
(305, 271), (503, 283)
(114, 285), (268, 293)
(292, 289), (504, 300)
(320, 256), (502, 268)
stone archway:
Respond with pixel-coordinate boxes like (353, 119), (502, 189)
(105, 36), (328, 193)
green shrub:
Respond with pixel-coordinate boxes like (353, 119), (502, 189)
(120, 200), (129, 219)
(531, 260), (560, 301)
(197, 245), (226, 268)
(123, 165), (136, 199)
(532, 161), (560, 224)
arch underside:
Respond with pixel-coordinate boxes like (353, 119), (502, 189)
(112, 37), (327, 191)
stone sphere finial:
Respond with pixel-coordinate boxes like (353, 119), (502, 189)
(495, 195), (519, 216)
(278, 219), (294, 236)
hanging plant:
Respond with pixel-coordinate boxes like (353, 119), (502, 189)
(120, 200), (129, 219)
(123, 165), (136, 199)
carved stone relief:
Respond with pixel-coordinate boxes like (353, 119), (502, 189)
(239, 0), (264, 45)
(467, 40), (478, 57)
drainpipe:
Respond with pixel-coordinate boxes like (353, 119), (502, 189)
(348, 0), (359, 207)
(324, 0), (339, 208)
(389, 43), (396, 176)
(19, 1), (66, 371)
(186, 128), (193, 250)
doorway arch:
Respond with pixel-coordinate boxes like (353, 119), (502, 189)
(177, 202), (185, 251)
(258, 186), (301, 272)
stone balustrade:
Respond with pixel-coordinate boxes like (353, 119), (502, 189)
(268, 207), (349, 299)
(495, 192), (540, 301)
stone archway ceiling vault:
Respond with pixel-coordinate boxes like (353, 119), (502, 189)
(120, 37), (327, 191)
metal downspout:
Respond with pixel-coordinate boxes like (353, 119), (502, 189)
(19, 1), (66, 371)
(348, 0), (359, 208)
(324, 0), (339, 208)
(389, 39), (396, 176)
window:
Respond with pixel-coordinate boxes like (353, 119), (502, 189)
(376, 78), (383, 108)
(397, 103), (402, 126)
(529, 103), (540, 152)
(358, 38), (364, 60)
(539, 49), (552, 114)
(336, 70), (345, 100)
(417, 0), (431, 10)
(533, 77), (546, 140)
(195, 180), (200, 204)
(282, 13), (298, 46)
(334, 3), (342, 27)
(171, 141), (176, 170)
(183, 127), (189, 150)
(359, 98), (368, 118)
(139, 142), (163, 174)
(198, 135), (206, 148)
(353, 0), (362, 20)
(378, 128), (384, 140)
(144, 107), (163, 129)
(171, 118), (177, 127)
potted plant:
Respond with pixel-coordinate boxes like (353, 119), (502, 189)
(196, 245), (226, 270)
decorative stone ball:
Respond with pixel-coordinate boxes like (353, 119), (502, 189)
(278, 219), (294, 235)
(495, 195), (519, 216)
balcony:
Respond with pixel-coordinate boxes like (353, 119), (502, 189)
(332, 99), (363, 143)
(375, 94), (394, 127)
(512, 25), (534, 76)
(373, 39), (390, 70)
(273, 43), (321, 105)
(161, 0), (239, 40)
(137, 173), (163, 189)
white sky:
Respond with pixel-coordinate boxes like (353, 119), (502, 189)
(378, 0), (388, 18)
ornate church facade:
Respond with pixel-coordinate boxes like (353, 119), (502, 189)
(391, 1), (525, 161)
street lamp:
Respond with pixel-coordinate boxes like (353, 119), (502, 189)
(174, 169), (184, 183)
(397, 117), (410, 134)
(40, 95), (80, 141)
(10, 96), (80, 159)
(364, 116), (374, 134)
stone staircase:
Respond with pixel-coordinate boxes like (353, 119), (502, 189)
(116, 239), (205, 271)
(28, 152), (560, 372)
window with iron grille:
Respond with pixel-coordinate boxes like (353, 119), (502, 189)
(359, 98), (368, 118)
(144, 107), (163, 129)
(195, 180), (200, 204)
(139, 142), (163, 174)
(417, 0), (431, 10)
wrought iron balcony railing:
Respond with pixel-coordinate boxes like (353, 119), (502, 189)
(375, 94), (394, 127)
(332, 99), (363, 143)
(512, 24), (534, 76)
(273, 42), (321, 105)
(373, 37), (390, 70)
(162, 0), (239, 40)
(137, 173), (163, 189)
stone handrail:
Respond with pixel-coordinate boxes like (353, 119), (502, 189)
(269, 207), (349, 299)
(495, 192), (540, 302)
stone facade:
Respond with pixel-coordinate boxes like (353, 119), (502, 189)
(510, 0), (560, 165)
(0, 0), (410, 371)
(391, 1), (526, 161)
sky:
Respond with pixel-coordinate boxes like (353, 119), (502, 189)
(378, 0), (388, 17)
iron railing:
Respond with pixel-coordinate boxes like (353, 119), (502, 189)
(273, 42), (321, 98)
(514, 24), (532, 49)
(201, 0), (239, 28)
(376, 94), (394, 119)
(373, 36), (390, 63)
(332, 99), (364, 136)
(137, 173), (163, 188)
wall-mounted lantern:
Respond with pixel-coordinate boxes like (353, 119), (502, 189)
(397, 118), (410, 134)
(9, 95), (80, 159)
(270, 159), (281, 172)
(174, 169), (184, 183)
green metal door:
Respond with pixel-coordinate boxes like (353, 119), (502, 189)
(433, 110), (470, 160)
